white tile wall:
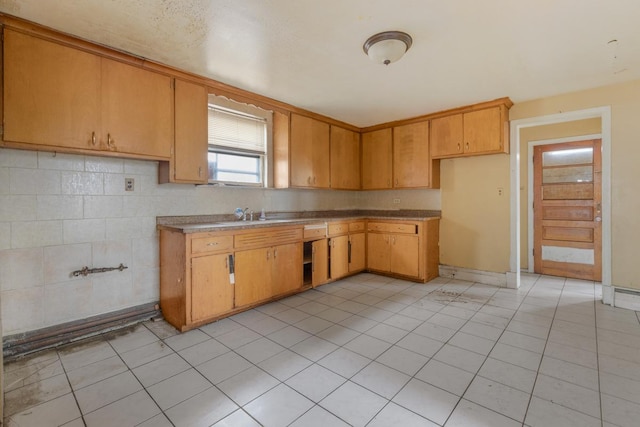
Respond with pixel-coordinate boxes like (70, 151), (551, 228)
(0, 147), (441, 335)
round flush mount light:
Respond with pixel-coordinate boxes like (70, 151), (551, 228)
(363, 31), (413, 65)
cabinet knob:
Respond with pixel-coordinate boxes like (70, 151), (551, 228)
(91, 131), (97, 146)
(198, 167), (202, 177)
(457, 143), (461, 152)
(107, 133), (115, 149)
(466, 142), (469, 150)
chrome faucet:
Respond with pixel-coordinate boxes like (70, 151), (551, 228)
(242, 207), (249, 221)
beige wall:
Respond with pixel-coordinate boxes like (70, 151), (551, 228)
(440, 154), (511, 273)
(512, 79), (640, 289)
(519, 119), (601, 269)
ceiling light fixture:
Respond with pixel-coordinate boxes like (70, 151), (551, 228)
(363, 31), (412, 65)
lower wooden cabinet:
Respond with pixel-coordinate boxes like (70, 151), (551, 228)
(235, 242), (302, 307)
(348, 232), (365, 273)
(367, 219), (439, 282)
(191, 253), (234, 322)
(160, 217), (439, 332)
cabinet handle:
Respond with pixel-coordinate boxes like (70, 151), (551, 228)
(266, 250), (270, 260)
(392, 236), (396, 245)
(206, 242), (218, 246)
(466, 142), (469, 151)
(348, 239), (352, 263)
(313, 176), (317, 184)
(457, 143), (461, 152)
(225, 256), (228, 269)
(307, 176), (312, 184)
(198, 167), (202, 177)
(274, 249), (277, 259)
(107, 133), (115, 148)
(312, 246), (315, 273)
(91, 131), (97, 146)
(387, 179), (391, 187)
(395, 179), (398, 186)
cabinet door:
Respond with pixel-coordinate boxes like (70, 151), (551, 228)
(393, 121), (431, 188)
(290, 114), (330, 188)
(367, 233), (391, 272)
(272, 242), (303, 295)
(173, 79), (208, 183)
(463, 107), (503, 155)
(312, 239), (329, 286)
(348, 232), (365, 273)
(101, 59), (173, 158)
(362, 129), (393, 189)
(330, 126), (360, 189)
(391, 234), (420, 278)
(191, 253), (234, 322)
(3, 29), (100, 149)
(234, 247), (271, 307)
(430, 114), (463, 158)
(330, 235), (349, 280)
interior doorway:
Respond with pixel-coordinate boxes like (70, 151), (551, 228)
(532, 139), (602, 281)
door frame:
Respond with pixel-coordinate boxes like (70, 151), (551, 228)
(527, 134), (602, 273)
(509, 106), (612, 304)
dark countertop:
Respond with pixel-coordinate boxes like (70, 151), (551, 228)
(157, 210), (441, 234)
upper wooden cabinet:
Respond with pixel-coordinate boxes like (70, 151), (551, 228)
(393, 121), (439, 189)
(430, 103), (510, 159)
(2, 28), (173, 159)
(3, 29), (101, 150)
(330, 126), (360, 190)
(290, 113), (330, 188)
(159, 79), (208, 184)
(362, 128), (393, 190)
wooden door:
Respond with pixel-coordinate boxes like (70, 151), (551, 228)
(430, 114), (463, 158)
(330, 235), (349, 280)
(272, 242), (303, 295)
(290, 114), (330, 188)
(533, 139), (602, 281)
(101, 58), (173, 158)
(463, 107), (502, 155)
(367, 233), (391, 272)
(362, 129), (393, 189)
(3, 29), (101, 149)
(330, 126), (361, 189)
(312, 239), (329, 286)
(234, 247), (271, 306)
(191, 253), (234, 322)
(348, 233), (366, 272)
(173, 79), (208, 183)
(391, 234), (420, 278)
(393, 121), (431, 188)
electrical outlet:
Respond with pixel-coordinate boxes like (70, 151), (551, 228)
(393, 198), (401, 204)
(497, 187), (503, 196)
(125, 178), (135, 191)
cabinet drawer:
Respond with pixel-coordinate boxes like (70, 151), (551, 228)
(304, 227), (326, 240)
(367, 222), (417, 234)
(328, 223), (348, 236)
(349, 222), (365, 232)
(191, 234), (233, 254)
(235, 227), (303, 250)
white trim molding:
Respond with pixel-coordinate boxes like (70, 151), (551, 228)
(509, 106), (612, 304)
(439, 265), (508, 287)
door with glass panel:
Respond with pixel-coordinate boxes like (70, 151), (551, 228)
(533, 139), (602, 281)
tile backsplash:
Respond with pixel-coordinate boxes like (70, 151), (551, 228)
(0, 148), (440, 335)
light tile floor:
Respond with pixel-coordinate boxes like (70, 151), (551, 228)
(4, 273), (640, 426)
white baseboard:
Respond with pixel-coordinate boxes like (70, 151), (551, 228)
(612, 287), (640, 311)
(439, 265), (508, 287)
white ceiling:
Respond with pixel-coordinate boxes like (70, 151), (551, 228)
(2, 0), (640, 127)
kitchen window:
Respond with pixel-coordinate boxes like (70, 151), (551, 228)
(207, 96), (272, 186)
